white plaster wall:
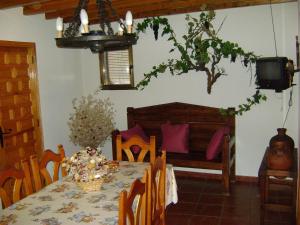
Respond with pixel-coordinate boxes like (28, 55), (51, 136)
(80, 3), (299, 177)
(0, 8), (83, 156)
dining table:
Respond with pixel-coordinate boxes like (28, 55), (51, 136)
(0, 161), (178, 225)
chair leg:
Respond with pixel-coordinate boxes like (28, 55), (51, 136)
(222, 169), (230, 196)
(230, 158), (236, 183)
(260, 204), (265, 225)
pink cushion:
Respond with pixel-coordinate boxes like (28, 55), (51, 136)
(131, 145), (141, 154)
(206, 127), (230, 160)
(120, 124), (149, 154)
(161, 122), (189, 153)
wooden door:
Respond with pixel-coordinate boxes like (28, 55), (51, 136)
(0, 41), (43, 170)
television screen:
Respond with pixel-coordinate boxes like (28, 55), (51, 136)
(256, 57), (289, 91)
(257, 61), (281, 80)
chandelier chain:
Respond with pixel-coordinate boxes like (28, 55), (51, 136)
(98, 0), (114, 35)
(64, 0), (88, 38)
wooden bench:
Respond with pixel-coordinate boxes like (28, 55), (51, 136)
(112, 102), (236, 194)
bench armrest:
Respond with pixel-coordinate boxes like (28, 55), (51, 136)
(221, 134), (236, 165)
(229, 135), (235, 150)
(111, 129), (120, 160)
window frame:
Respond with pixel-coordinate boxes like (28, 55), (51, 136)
(99, 46), (135, 90)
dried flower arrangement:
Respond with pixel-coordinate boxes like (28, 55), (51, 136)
(68, 88), (115, 148)
(63, 147), (109, 183)
(62, 147), (113, 191)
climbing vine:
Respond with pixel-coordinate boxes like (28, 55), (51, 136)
(135, 10), (266, 115)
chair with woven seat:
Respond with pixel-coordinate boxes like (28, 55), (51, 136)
(116, 134), (156, 164)
(119, 169), (149, 225)
(0, 167), (31, 208)
(30, 145), (67, 191)
(148, 151), (166, 225)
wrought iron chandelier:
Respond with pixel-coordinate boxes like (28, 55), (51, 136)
(55, 0), (137, 53)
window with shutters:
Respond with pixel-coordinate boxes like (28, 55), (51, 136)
(99, 46), (134, 90)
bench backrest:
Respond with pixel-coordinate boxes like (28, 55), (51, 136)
(127, 102), (235, 153)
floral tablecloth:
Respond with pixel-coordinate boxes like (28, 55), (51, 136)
(0, 161), (177, 225)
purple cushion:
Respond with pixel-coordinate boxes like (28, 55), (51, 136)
(206, 127), (230, 160)
(120, 124), (149, 154)
(161, 122), (189, 153)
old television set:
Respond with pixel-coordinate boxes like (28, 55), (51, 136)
(256, 57), (291, 92)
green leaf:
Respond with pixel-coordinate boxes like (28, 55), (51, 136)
(188, 22), (194, 27)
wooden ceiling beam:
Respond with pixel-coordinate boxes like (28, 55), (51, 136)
(23, 0), (78, 15)
(0, 0), (296, 13)
(44, 0), (229, 21)
(47, 0), (295, 24)
(0, 0), (48, 9)
(120, 0), (294, 23)
(24, 0), (175, 15)
(45, 5), (93, 20)
(86, 0), (208, 23)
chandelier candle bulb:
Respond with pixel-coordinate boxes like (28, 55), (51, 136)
(80, 24), (85, 34)
(57, 31), (63, 38)
(80, 9), (89, 33)
(127, 25), (132, 34)
(125, 11), (133, 33)
(55, 0), (137, 53)
(82, 24), (89, 33)
(56, 17), (63, 38)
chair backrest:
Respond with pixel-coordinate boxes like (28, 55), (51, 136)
(116, 135), (156, 164)
(119, 170), (149, 225)
(30, 145), (67, 191)
(148, 151), (166, 225)
(20, 159), (33, 195)
(0, 167), (31, 208)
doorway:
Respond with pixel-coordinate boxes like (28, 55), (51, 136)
(0, 41), (43, 169)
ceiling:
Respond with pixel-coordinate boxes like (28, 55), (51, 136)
(0, 0), (295, 24)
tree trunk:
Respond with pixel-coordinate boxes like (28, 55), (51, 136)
(205, 68), (212, 94)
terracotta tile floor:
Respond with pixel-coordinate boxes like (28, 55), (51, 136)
(166, 177), (294, 225)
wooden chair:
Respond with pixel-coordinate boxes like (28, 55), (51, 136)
(116, 134), (156, 164)
(30, 144), (67, 191)
(0, 167), (31, 208)
(119, 170), (149, 225)
(148, 151), (166, 225)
